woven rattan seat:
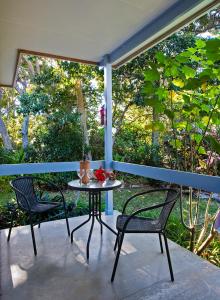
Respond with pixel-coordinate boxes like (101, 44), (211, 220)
(117, 215), (162, 233)
(30, 202), (60, 213)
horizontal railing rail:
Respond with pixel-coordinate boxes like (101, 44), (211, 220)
(0, 160), (219, 193)
(113, 161), (220, 193)
(0, 161), (104, 176)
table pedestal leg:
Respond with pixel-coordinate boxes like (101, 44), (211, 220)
(71, 192), (92, 243)
(97, 192), (117, 235)
(95, 192), (103, 235)
(87, 193), (95, 260)
(71, 189), (117, 261)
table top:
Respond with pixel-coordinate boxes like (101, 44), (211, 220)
(68, 179), (122, 192)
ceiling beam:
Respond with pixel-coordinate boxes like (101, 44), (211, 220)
(0, 49), (98, 88)
(99, 0), (218, 67)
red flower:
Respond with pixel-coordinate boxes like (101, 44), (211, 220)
(94, 167), (106, 181)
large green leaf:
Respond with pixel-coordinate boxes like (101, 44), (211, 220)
(143, 81), (154, 94)
(170, 64), (179, 77)
(144, 68), (160, 82)
(155, 51), (167, 64)
(199, 68), (212, 81)
(198, 146), (206, 154)
(205, 39), (220, 62)
(182, 94), (190, 103)
(156, 87), (168, 100)
(144, 97), (162, 109)
(195, 39), (206, 49)
(188, 47), (197, 54)
(184, 78), (201, 90)
(205, 39), (220, 52)
(193, 133), (203, 144)
(175, 121), (187, 130)
(182, 66), (196, 79)
(176, 54), (188, 63)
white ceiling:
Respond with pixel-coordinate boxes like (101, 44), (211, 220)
(0, 0), (216, 86)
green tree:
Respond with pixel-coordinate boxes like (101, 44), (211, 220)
(18, 58), (103, 162)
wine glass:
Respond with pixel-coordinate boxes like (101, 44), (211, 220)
(77, 169), (85, 185)
(86, 169), (94, 181)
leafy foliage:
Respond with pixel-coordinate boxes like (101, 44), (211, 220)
(141, 38), (220, 173)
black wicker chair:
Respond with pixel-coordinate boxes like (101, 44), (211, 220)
(111, 188), (179, 282)
(8, 176), (70, 255)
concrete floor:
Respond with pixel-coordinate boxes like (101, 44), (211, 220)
(1, 212), (220, 300)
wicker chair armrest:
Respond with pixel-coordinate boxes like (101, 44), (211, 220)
(34, 177), (66, 205)
(121, 198), (177, 233)
(122, 188), (176, 214)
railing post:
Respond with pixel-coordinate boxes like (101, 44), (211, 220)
(104, 61), (113, 215)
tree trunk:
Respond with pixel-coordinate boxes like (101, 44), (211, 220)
(0, 114), (13, 150)
(0, 89), (13, 151)
(152, 108), (159, 146)
(75, 80), (92, 160)
(22, 115), (29, 151)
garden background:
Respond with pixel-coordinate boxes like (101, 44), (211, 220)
(0, 9), (219, 266)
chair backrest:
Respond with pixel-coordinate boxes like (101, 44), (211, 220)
(159, 189), (179, 229)
(11, 176), (38, 211)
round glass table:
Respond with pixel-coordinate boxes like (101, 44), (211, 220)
(68, 179), (122, 260)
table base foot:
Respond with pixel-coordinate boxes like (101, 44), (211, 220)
(70, 190), (116, 260)
(71, 215), (91, 243)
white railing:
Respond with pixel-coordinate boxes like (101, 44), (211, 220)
(0, 160), (220, 193)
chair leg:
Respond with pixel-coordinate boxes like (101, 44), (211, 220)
(38, 216), (41, 228)
(158, 233), (163, 253)
(111, 232), (124, 282)
(7, 210), (15, 242)
(114, 232), (119, 251)
(163, 234), (174, 282)
(64, 206), (70, 236)
(30, 216), (37, 256)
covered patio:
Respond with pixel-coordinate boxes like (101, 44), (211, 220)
(1, 0), (220, 299)
(1, 213), (220, 300)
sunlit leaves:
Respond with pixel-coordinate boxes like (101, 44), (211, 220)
(182, 66), (196, 79)
(198, 146), (206, 155)
(195, 39), (206, 49)
(170, 139), (182, 149)
(175, 121), (187, 130)
(192, 133), (203, 144)
(188, 47), (197, 54)
(141, 37), (220, 173)
(176, 54), (188, 63)
(202, 116), (209, 124)
(172, 79), (184, 88)
(145, 121), (165, 132)
(155, 87), (168, 100)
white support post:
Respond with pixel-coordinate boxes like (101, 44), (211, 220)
(104, 62), (113, 215)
